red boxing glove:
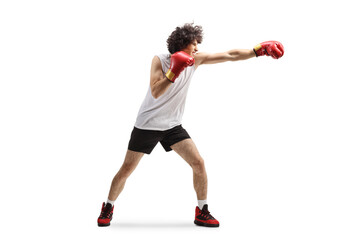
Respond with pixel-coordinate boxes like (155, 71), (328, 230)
(166, 51), (195, 83)
(253, 41), (284, 59)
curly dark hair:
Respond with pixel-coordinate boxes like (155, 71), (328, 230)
(166, 23), (203, 54)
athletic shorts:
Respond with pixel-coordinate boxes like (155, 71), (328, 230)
(128, 125), (191, 154)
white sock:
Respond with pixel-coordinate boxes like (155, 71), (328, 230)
(198, 199), (207, 210)
(106, 198), (115, 207)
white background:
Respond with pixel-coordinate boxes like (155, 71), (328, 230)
(1, 0), (359, 239)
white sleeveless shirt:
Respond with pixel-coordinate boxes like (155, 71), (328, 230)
(134, 53), (196, 131)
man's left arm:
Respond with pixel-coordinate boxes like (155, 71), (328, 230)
(195, 41), (284, 67)
(195, 49), (255, 66)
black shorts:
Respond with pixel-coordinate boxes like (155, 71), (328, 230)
(128, 125), (191, 154)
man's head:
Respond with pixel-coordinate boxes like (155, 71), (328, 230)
(167, 23), (203, 57)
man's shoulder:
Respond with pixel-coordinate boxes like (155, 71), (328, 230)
(154, 54), (171, 65)
(156, 53), (171, 59)
(194, 52), (210, 68)
(194, 52), (210, 61)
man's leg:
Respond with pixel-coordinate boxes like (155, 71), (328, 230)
(170, 139), (207, 201)
(170, 138), (219, 227)
(98, 149), (144, 227)
(108, 149), (144, 201)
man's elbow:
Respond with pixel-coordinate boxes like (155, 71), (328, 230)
(151, 88), (160, 99)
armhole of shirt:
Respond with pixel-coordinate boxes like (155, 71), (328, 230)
(156, 54), (166, 75)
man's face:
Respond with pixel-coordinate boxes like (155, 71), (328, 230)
(181, 40), (198, 57)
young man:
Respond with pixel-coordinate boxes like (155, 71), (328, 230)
(98, 23), (284, 228)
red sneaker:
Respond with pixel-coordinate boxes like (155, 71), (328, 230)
(97, 202), (114, 227)
(194, 204), (220, 227)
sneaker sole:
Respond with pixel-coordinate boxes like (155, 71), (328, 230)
(194, 220), (219, 227)
(98, 218), (112, 227)
(98, 223), (110, 227)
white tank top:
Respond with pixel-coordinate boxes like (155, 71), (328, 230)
(134, 53), (196, 131)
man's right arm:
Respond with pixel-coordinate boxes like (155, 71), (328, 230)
(150, 56), (172, 99)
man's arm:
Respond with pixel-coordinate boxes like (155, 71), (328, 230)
(194, 49), (255, 67)
(150, 56), (172, 99)
(150, 52), (194, 99)
(195, 41), (284, 67)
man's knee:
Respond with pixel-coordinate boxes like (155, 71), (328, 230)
(191, 157), (206, 173)
(119, 162), (136, 178)
(117, 150), (143, 178)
